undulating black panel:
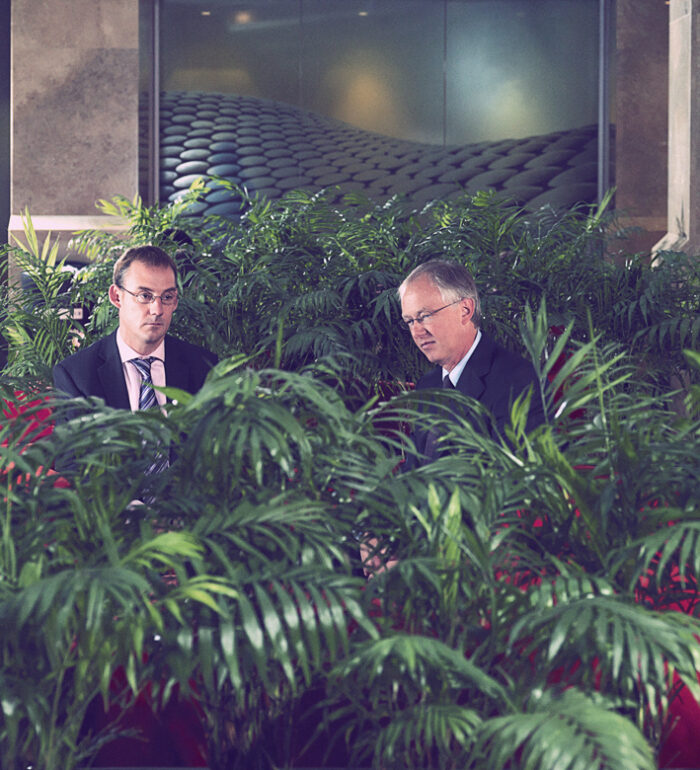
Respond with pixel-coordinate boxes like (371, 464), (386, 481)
(160, 91), (604, 215)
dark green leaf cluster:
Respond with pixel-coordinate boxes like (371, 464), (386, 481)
(1, 191), (699, 769)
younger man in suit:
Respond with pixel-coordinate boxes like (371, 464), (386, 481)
(399, 259), (545, 467)
(53, 245), (217, 408)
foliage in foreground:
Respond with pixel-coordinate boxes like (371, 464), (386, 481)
(0, 190), (699, 768)
(1, 318), (699, 769)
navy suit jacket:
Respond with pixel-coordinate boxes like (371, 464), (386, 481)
(53, 330), (218, 407)
(407, 332), (545, 467)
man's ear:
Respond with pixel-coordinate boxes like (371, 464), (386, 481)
(108, 284), (122, 309)
(460, 297), (475, 322)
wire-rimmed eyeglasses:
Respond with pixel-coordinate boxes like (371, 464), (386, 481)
(402, 298), (463, 329)
(119, 286), (178, 306)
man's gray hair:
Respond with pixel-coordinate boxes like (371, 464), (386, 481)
(398, 259), (481, 328)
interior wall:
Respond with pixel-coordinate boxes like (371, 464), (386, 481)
(1, 0), (10, 248)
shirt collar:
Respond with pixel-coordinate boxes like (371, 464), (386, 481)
(116, 328), (165, 364)
(442, 329), (482, 386)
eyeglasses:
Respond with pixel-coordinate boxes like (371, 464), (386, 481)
(402, 298), (463, 329)
(119, 286), (178, 306)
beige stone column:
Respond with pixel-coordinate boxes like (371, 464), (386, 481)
(614, 0), (669, 256)
(655, 0), (700, 255)
(8, 0), (136, 278)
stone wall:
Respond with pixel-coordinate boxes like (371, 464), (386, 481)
(614, 0), (669, 255)
(8, 0), (136, 272)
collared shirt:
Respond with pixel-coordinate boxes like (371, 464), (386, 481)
(115, 329), (166, 411)
(442, 329), (482, 387)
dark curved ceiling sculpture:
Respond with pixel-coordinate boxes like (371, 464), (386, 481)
(160, 91), (602, 215)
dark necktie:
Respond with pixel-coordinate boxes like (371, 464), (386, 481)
(130, 357), (158, 410)
(443, 374), (455, 389)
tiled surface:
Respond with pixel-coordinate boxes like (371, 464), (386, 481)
(159, 91), (603, 216)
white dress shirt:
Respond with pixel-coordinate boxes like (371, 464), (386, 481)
(115, 330), (167, 411)
(442, 330), (482, 387)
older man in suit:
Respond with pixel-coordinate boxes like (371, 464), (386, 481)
(399, 259), (545, 467)
(53, 245), (217, 408)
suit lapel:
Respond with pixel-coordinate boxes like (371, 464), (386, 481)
(455, 333), (494, 401)
(164, 337), (188, 393)
(97, 333), (130, 409)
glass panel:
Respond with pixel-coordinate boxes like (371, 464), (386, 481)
(158, 0), (604, 213)
(446, 0), (598, 143)
(301, 1), (445, 144)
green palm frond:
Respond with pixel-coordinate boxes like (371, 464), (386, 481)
(509, 592), (700, 715)
(472, 689), (655, 770)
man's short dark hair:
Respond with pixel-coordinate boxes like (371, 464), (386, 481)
(398, 259), (482, 328)
(112, 245), (178, 287)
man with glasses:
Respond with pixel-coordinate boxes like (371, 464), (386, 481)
(399, 259), (545, 466)
(53, 245), (217, 408)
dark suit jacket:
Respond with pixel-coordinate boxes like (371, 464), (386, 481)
(53, 330), (218, 407)
(407, 332), (546, 468)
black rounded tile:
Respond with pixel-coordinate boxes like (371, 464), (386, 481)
(463, 169), (512, 190)
(271, 166), (304, 180)
(498, 185), (545, 204)
(503, 167), (563, 189)
(244, 186), (279, 200)
(525, 182), (597, 210)
(295, 150), (322, 161)
(176, 160), (209, 175)
(211, 132), (238, 142)
(208, 152), (239, 164)
(266, 149), (294, 159)
(267, 157), (297, 170)
(183, 138), (211, 149)
(162, 135), (187, 146)
(274, 176), (314, 191)
(171, 114), (196, 124)
(548, 162), (598, 187)
(208, 163), (242, 176)
(237, 145), (265, 157)
(307, 165), (340, 179)
(242, 175), (278, 189)
(236, 135), (262, 146)
(238, 155), (268, 167)
(173, 173), (209, 189)
(180, 148), (210, 161)
(162, 144), (184, 160)
(312, 173), (348, 186)
(353, 168), (386, 183)
(238, 165), (271, 179)
(525, 149), (577, 168)
(489, 152), (537, 170)
(206, 189), (240, 204)
(187, 128), (213, 139)
(206, 201), (243, 216)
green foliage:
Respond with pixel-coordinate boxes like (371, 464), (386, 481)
(4, 186), (699, 394)
(1, 191), (699, 769)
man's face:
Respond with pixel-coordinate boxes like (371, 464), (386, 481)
(401, 275), (477, 372)
(108, 261), (178, 355)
